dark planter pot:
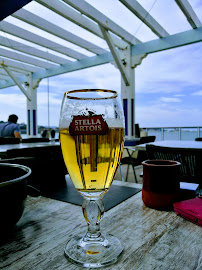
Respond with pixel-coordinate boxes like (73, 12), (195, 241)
(0, 163), (31, 230)
(142, 160), (181, 210)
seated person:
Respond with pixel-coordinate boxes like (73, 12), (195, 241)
(0, 114), (22, 139)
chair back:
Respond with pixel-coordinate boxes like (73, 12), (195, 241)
(146, 144), (202, 187)
(0, 137), (20, 144)
(21, 137), (50, 143)
(195, 137), (202, 141)
(139, 136), (156, 144)
(135, 124), (140, 138)
(6, 145), (67, 192)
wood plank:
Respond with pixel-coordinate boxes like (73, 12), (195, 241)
(120, 0), (169, 37)
(1, 26), (201, 89)
(0, 180), (201, 270)
(13, 9), (107, 55)
(0, 21), (87, 60)
(36, 0), (128, 49)
(175, 0), (202, 28)
(0, 56), (39, 72)
(131, 26), (202, 56)
(63, 0), (140, 45)
(0, 35), (72, 64)
(0, 47), (58, 69)
(99, 25), (130, 86)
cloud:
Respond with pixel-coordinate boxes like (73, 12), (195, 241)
(136, 103), (202, 127)
(0, 92), (27, 122)
(160, 97), (181, 103)
(174, 94), (185, 97)
(135, 43), (202, 95)
(192, 90), (202, 96)
(37, 92), (61, 106)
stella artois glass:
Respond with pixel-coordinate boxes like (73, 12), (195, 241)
(59, 89), (124, 267)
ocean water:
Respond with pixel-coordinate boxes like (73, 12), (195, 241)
(147, 128), (202, 141)
(22, 128), (202, 141)
(21, 131), (59, 139)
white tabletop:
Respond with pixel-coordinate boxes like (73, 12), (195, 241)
(135, 140), (202, 151)
(0, 141), (60, 154)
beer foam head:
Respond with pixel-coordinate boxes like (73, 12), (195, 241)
(59, 91), (124, 129)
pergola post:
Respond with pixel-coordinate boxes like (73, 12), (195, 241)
(120, 46), (135, 139)
(26, 73), (41, 137)
(120, 47), (147, 139)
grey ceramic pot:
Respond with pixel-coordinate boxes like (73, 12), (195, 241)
(0, 163), (31, 229)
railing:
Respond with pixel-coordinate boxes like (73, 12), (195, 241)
(142, 126), (202, 141)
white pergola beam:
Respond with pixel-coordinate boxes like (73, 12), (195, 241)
(1, 63), (31, 100)
(119, 0), (169, 37)
(131, 26), (202, 56)
(0, 26), (202, 90)
(0, 35), (71, 65)
(0, 57), (39, 72)
(0, 68), (23, 76)
(13, 9), (107, 55)
(0, 75), (10, 80)
(0, 74), (26, 89)
(175, 0), (202, 28)
(0, 36), (70, 64)
(99, 25), (130, 86)
(36, 0), (129, 49)
(0, 47), (58, 69)
(63, 0), (140, 45)
(0, 21), (86, 60)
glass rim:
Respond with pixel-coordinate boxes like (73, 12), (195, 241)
(0, 163), (31, 187)
(64, 89), (118, 100)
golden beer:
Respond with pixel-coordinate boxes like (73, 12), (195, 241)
(59, 128), (124, 196)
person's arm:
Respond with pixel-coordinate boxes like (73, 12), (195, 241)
(14, 125), (22, 139)
(14, 131), (22, 139)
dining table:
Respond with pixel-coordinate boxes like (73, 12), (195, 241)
(134, 140), (202, 152)
(1, 180), (201, 270)
(0, 140), (60, 157)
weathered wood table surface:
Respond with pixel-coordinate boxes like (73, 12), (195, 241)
(1, 181), (202, 270)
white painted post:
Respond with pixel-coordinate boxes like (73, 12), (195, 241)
(120, 46), (135, 139)
(26, 73), (41, 137)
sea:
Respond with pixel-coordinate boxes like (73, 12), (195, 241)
(147, 128), (202, 141)
(22, 128), (202, 141)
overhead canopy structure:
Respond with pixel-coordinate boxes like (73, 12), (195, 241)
(0, 0), (202, 137)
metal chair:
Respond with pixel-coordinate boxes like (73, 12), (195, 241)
(138, 135), (156, 145)
(120, 136), (156, 182)
(5, 145), (67, 193)
(195, 137), (202, 141)
(21, 137), (50, 143)
(0, 137), (20, 144)
(146, 144), (202, 188)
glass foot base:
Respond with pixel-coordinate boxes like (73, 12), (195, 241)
(64, 234), (123, 268)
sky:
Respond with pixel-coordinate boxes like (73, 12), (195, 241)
(0, 0), (202, 128)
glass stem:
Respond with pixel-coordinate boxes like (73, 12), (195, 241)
(82, 198), (104, 241)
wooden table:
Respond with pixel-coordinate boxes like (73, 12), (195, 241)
(0, 141), (60, 157)
(1, 180), (201, 270)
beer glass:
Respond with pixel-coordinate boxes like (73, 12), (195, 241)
(59, 89), (124, 267)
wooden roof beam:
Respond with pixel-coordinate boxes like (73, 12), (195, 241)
(0, 57), (39, 73)
(119, 0), (169, 37)
(0, 35), (71, 65)
(63, 0), (140, 45)
(1, 62), (31, 100)
(13, 8), (107, 55)
(0, 21), (86, 60)
(36, 0), (130, 49)
(175, 0), (202, 29)
(99, 25), (130, 86)
(0, 47), (58, 69)
(1, 26), (201, 90)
